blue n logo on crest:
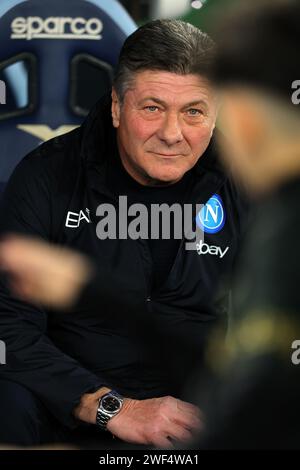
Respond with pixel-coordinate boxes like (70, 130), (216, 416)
(196, 194), (226, 234)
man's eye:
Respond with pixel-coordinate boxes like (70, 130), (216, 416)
(187, 108), (203, 116)
(145, 106), (159, 112)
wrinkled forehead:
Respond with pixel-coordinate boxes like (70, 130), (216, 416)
(124, 70), (216, 107)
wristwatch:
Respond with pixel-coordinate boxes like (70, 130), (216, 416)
(96, 390), (124, 430)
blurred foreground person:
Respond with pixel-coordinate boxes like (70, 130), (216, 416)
(0, 237), (94, 310)
(191, 0), (300, 449)
(0, 19), (247, 448)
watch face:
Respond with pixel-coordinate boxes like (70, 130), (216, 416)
(102, 395), (121, 413)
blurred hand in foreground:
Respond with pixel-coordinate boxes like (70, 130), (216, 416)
(0, 236), (92, 308)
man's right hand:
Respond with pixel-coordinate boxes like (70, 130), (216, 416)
(108, 395), (203, 448)
(74, 388), (203, 448)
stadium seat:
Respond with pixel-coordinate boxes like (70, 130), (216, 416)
(0, 0), (136, 193)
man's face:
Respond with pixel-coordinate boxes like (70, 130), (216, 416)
(112, 70), (217, 185)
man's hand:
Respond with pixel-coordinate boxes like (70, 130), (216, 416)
(0, 235), (93, 309)
(73, 387), (203, 448)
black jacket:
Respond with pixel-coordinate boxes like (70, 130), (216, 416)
(0, 96), (247, 428)
(192, 177), (300, 449)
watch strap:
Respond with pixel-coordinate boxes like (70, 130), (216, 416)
(96, 390), (123, 430)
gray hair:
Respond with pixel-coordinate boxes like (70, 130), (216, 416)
(114, 19), (216, 102)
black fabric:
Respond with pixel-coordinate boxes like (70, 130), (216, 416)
(0, 379), (63, 446)
(0, 379), (128, 448)
(191, 177), (300, 449)
(107, 143), (195, 290)
(233, 177), (300, 316)
(191, 353), (300, 450)
(0, 94), (248, 437)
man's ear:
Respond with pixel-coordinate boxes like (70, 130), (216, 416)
(111, 88), (121, 128)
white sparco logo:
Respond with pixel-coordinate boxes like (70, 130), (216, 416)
(11, 17), (103, 41)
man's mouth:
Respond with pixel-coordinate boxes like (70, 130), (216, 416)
(149, 151), (183, 158)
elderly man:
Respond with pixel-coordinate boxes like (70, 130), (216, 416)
(0, 19), (246, 447)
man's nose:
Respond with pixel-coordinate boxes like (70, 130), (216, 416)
(157, 113), (184, 146)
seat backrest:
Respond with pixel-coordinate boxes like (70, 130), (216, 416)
(0, 0), (136, 191)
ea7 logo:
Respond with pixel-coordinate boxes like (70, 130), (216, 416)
(0, 80), (6, 104)
(65, 209), (91, 228)
(11, 17), (103, 41)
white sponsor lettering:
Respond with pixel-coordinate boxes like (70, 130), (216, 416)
(65, 209), (91, 228)
(196, 239), (229, 259)
(11, 17), (103, 41)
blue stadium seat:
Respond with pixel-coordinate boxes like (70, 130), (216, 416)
(0, 0), (136, 192)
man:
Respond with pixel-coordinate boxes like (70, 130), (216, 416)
(188, 0), (300, 449)
(0, 20), (246, 447)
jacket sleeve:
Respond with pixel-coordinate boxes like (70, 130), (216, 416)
(0, 154), (106, 428)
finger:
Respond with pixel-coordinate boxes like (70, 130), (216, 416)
(172, 408), (204, 433)
(0, 243), (22, 270)
(166, 423), (194, 444)
(0, 243), (39, 273)
(151, 434), (174, 450)
(0, 237), (57, 272)
(175, 399), (203, 418)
